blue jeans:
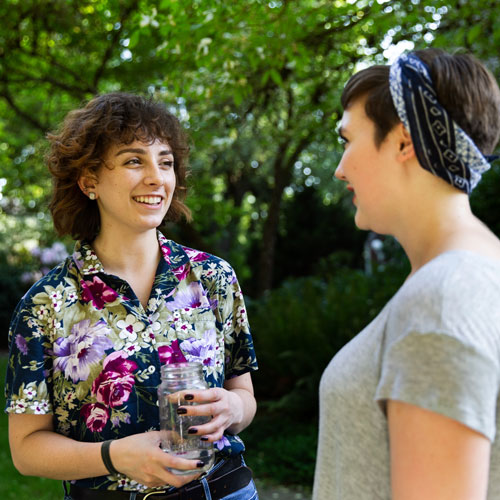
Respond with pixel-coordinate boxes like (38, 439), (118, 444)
(218, 478), (258, 500)
(200, 456), (259, 500)
(200, 477), (258, 500)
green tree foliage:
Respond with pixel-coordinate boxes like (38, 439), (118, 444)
(4, 0), (499, 294)
(1, 0), (500, 395)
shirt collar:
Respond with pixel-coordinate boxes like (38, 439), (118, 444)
(72, 240), (104, 276)
(72, 231), (192, 277)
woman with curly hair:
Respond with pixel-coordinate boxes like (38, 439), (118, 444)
(5, 92), (259, 500)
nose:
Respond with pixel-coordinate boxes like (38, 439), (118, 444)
(144, 162), (163, 185)
(334, 159), (347, 181)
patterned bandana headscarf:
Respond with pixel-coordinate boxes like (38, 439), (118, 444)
(389, 52), (497, 194)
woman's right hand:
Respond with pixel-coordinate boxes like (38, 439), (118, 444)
(110, 430), (203, 488)
(8, 414), (201, 486)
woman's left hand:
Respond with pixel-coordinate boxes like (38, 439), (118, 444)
(176, 372), (256, 441)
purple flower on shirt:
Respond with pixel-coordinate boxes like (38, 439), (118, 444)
(111, 414), (131, 427)
(180, 329), (216, 366)
(53, 319), (113, 383)
(158, 340), (187, 364)
(215, 435), (231, 451)
(15, 334), (28, 355)
(71, 250), (85, 271)
(167, 282), (210, 311)
(230, 270), (237, 285)
(81, 276), (118, 310)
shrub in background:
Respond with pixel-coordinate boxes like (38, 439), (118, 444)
(0, 241), (69, 351)
(247, 248), (408, 419)
(0, 251), (30, 351)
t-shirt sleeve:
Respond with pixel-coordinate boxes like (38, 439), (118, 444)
(375, 255), (500, 442)
(375, 330), (499, 441)
(215, 261), (258, 379)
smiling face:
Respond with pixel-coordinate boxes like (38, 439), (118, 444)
(335, 97), (405, 234)
(81, 139), (176, 239)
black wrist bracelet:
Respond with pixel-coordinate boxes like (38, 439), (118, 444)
(101, 439), (120, 476)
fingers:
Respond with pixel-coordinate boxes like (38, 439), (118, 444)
(180, 388), (222, 404)
(177, 388), (226, 416)
(161, 455), (204, 488)
(110, 431), (203, 488)
(186, 414), (227, 442)
(174, 388), (239, 442)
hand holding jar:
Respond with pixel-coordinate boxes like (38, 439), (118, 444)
(158, 362), (215, 475)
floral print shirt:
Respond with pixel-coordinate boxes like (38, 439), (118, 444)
(4, 232), (258, 492)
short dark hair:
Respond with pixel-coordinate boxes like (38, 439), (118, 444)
(341, 48), (500, 154)
(47, 92), (192, 241)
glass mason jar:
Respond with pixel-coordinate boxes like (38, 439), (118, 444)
(158, 362), (215, 475)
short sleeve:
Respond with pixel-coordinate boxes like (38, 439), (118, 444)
(215, 263), (258, 379)
(375, 331), (499, 441)
(4, 290), (53, 415)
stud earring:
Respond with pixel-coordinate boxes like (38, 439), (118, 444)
(88, 192), (96, 201)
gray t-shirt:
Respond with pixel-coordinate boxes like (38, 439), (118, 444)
(313, 251), (500, 499)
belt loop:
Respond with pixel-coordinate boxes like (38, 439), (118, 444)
(200, 477), (212, 500)
(62, 480), (72, 500)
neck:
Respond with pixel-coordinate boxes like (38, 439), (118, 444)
(392, 189), (477, 275)
(92, 228), (161, 275)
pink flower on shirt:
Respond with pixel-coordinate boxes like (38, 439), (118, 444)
(81, 277), (118, 310)
(183, 247), (209, 262)
(92, 352), (138, 408)
(81, 402), (109, 432)
(158, 340), (187, 364)
(172, 264), (189, 281)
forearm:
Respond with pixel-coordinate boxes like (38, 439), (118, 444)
(10, 420), (202, 488)
(10, 428), (106, 480)
(226, 387), (257, 435)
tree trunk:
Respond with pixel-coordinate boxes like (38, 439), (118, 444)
(256, 135), (311, 295)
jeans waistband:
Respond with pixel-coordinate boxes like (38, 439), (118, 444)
(66, 455), (252, 500)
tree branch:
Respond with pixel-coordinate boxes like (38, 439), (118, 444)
(5, 64), (93, 97)
(298, 4), (374, 52)
(92, 0), (140, 88)
(0, 86), (48, 133)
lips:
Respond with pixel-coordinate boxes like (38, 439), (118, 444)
(133, 195), (162, 205)
(346, 186), (356, 204)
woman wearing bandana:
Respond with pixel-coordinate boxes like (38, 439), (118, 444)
(313, 49), (500, 499)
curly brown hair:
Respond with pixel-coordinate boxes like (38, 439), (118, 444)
(47, 92), (192, 241)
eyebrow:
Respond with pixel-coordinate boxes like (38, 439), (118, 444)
(115, 148), (173, 156)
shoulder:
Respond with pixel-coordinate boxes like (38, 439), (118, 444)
(183, 245), (238, 291)
(9, 258), (75, 337)
(183, 245), (233, 271)
(16, 258), (74, 307)
(168, 238), (237, 280)
(158, 233), (239, 293)
(387, 251), (500, 353)
(397, 251), (500, 307)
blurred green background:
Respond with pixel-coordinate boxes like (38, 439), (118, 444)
(2, 0), (500, 494)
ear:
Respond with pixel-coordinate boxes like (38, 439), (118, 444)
(395, 123), (415, 162)
(78, 170), (98, 199)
